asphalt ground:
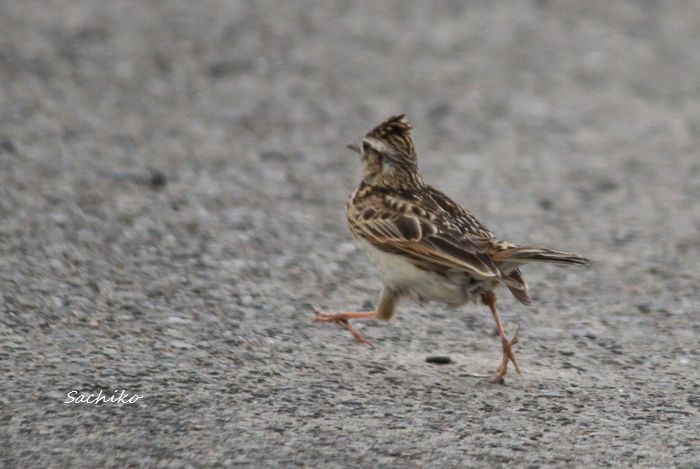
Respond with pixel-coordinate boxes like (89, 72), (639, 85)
(1, 1), (698, 467)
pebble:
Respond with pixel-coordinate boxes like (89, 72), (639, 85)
(539, 198), (554, 210)
(149, 168), (167, 189)
(426, 356), (452, 365)
(337, 242), (357, 255)
(0, 139), (16, 154)
(656, 407), (685, 414)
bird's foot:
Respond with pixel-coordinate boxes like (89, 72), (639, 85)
(311, 306), (375, 348)
(490, 326), (521, 384)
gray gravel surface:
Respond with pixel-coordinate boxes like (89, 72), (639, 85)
(1, 1), (699, 467)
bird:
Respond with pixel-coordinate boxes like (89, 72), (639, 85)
(313, 114), (589, 383)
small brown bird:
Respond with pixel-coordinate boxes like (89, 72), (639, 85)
(314, 115), (588, 383)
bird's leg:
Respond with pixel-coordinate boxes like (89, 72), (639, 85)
(312, 289), (398, 348)
(312, 306), (376, 347)
(482, 291), (521, 383)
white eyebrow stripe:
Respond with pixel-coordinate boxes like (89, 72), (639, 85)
(363, 137), (390, 154)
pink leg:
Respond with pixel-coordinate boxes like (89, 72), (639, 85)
(482, 292), (521, 383)
(312, 306), (376, 347)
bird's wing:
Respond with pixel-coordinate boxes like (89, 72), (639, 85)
(348, 190), (503, 280)
(421, 184), (496, 239)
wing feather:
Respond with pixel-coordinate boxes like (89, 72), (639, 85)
(351, 200), (502, 280)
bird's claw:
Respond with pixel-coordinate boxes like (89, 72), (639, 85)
(311, 306), (342, 324)
(311, 305), (374, 348)
(490, 325), (522, 383)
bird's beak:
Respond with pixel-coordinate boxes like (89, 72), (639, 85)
(346, 143), (361, 153)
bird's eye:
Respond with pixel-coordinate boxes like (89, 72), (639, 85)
(361, 142), (370, 154)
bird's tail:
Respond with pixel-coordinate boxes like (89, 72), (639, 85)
(495, 246), (590, 266)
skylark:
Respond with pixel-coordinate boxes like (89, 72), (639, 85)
(314, 115), (589, 383)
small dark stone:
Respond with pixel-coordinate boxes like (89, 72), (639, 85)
(149, 169), (167, 189)
(362, 299), (373, 310)
(559, 350), (575, 356)
(426, 356), (452, 365)
(687, 394), (700, 408)
(539, 198), (554, 210)
(584, 332), (597, 340)
(0, 139), (16, 154)
(656, 407), (685, 414)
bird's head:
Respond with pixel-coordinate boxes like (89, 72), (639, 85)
(347, 114), (420, 186)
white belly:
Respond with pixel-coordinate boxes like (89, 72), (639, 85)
(356, 239), (487, 305)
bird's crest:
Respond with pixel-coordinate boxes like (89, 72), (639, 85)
(366, 114), (413, 141)
(363, 114), (416, 167)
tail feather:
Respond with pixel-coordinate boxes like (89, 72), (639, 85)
(504, 269), (532, 305)
(495, 246), (590, 266)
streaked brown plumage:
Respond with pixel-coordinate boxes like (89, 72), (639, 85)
(314, 114), (589, 383)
